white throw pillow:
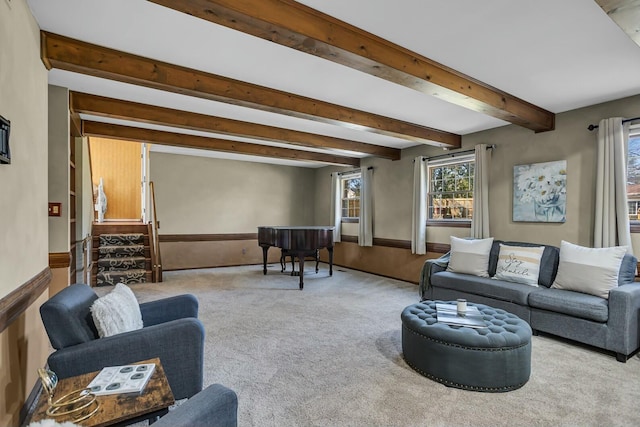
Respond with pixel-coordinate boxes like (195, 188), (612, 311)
(446, 236), (494, 277)
(90, 283), (143, 338)
(551, 240), (627, 299)
(494, 244), (544, 286)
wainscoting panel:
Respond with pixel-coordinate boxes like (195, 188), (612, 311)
(160, 239), (280, 271)
(159, 233), (447, 283)
(319, 241), (444, 284)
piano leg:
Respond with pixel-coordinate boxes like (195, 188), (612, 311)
(315, 249), (319, 273)
(297, 252), (305, 290)
(280, 249), (290, 273)
(261, 245), (270, 275)
(328, 246), (334, 276)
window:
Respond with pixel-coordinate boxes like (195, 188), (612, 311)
(341, 174), (361, 219)
(427, 156), (474, 221)
(627, 124), (640, 221)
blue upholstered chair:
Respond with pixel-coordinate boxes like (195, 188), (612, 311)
(154, 383), (238, 427)
(40, 284), (205, 400)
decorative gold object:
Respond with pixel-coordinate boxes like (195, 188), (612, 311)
(38, 368), (100, 423)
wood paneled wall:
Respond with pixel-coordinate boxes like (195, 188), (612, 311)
(158, 233), (444, 284)
(89, 137), (141, 220)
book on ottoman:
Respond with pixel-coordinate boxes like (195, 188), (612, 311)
(436, 303), (486, 328)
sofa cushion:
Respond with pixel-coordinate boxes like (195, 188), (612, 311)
(447, 237), (494, 277)
(494, 244), (545, 286)
(431, 271), (539, 305)
(528, 287), (609, 322)
(551, 241), (627, 299)
(488, 241), (559, 287)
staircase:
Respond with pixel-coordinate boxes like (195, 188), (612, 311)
(91, 222), (154, 286)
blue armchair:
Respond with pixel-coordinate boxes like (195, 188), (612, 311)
(40, 284), (204, 400)
(154, 384), (238, 427)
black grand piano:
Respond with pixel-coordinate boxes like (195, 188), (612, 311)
(258, 226), (334, 289)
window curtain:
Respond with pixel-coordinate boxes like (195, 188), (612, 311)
(471, 144), (492, 238)
(594, 118), (632, 252)
(358, 167), (373, 246)
(411, 157), (427, 254)
(329, 173), (342, 243)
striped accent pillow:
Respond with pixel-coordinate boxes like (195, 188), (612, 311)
(494, 244), (545, 286)
(447, 236), (494, 277)
(551, 240), (627, 299)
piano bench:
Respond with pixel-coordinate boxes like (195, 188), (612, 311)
(280, 249), (320, 274)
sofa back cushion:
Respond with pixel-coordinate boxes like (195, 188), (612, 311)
(494, 244), (545, 286)
(447, 236), (494, 277)
(488, 241), (559, 288)
(618, 253), (638, 285)
(551, 241), (627, 299)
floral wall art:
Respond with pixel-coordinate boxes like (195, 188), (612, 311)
(513, 160), (567, 222)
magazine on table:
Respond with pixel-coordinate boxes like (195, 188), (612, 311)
(436, 303), (487, 328)
(87, 363), (156, 396)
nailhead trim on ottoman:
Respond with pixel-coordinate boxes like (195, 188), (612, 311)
(401, 300), (532, 392)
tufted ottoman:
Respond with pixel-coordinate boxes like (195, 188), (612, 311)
(401, 300), (531, 392)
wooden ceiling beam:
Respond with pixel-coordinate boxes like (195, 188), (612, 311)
(81, 121), (361, 167)
(70, 91), (400, 160)
(148, 0), (555, 133)
(42, 31), (460, 148)
(595, 0), (640, 47)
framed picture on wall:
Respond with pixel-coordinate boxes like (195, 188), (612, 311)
(0, 115), (10, 165)
(513, 160), (567, 222)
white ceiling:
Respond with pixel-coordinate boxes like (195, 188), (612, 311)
(27, 0), (640, 168)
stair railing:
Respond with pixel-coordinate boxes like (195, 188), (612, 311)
(149, 181), (163, 282)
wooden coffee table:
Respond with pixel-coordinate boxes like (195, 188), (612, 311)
(28, 357), (175, 427)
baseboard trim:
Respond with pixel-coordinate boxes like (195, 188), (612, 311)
(0, 267), (51, 333)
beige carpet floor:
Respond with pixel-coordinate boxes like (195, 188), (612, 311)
(117, 263), (640, 426)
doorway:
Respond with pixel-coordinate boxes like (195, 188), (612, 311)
(89, 137), (143, 221)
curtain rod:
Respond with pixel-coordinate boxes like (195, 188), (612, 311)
(334, 166), (373, 176)
(418, 144), (495, 162)
(587, 117), (640, 131)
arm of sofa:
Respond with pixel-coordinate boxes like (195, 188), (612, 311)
(47, 318), (204, 400)
(153, 384), (238, 427)
(418, 252), (450, 301)
(140, 294), (199, 326)
(607, 283), (640, 359)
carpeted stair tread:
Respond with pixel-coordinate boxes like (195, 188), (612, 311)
(97, 256), (146, 272)
(99, 244), (145, 257)
(96, 269), (148, 286)
(93, 230), (153, 287)
(99, 233), (145, 246)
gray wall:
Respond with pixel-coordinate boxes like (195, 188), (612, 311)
(48, 85), (69, 253)
(0, 0), (49, 297)
(315, 94), (640, 248)
(150, 152), (316, 234)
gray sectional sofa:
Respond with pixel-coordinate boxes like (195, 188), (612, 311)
(420, 240), (640, 362)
